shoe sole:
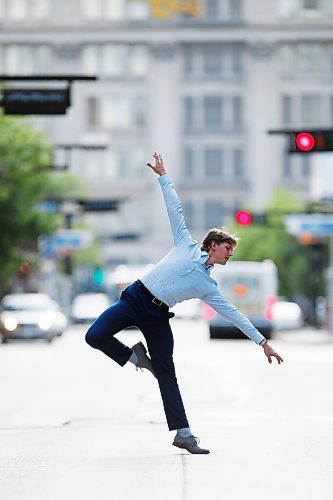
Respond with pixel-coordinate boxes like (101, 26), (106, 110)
(172, 442), (210, 454)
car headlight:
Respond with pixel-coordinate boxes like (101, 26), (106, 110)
(3, 316), (18, 332)
(38, 312), (55, 331)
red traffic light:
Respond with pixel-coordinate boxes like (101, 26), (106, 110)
(235, 210), (252, 226)
(295, 132), (315, 152)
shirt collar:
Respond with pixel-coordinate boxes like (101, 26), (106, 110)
(201, 250), (214, 272)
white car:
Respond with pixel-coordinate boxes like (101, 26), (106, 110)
(0, 293), (68, 343)
(171, 299), (202, 320)
(71, 293), (110, 323)
(271, 301), (304, 330)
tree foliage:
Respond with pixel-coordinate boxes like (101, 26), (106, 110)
(0, 113), (78, 291)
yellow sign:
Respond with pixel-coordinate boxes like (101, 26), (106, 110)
(148, 0), (202, 19)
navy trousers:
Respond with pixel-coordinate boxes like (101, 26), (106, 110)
(85, 281), (189, 431)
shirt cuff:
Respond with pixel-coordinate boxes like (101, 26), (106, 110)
(158, 174), (170, 186)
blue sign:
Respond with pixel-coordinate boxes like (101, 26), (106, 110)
(38, 230), (92, 258)
(285, 214), (333, 238)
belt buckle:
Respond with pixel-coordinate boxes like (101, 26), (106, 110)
(152, 297), (163, 307)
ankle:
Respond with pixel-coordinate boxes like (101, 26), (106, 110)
(177, 427), (192, 438)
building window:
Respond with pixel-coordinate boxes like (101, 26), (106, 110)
(103, 44), (128, 76)
(183, 202), (195, 231)
(81, 43), (148, 77)
(301, 156), (311, 177)
(282, 95), (293, 125)
(204, 201), (224, 228)
(233, 149), (243, 179)
(184, 148), (195, 178)
(231, 45), (243, 78)
(232, 96), (242, 128)
(184, 46), (195, 77)
(5, 45), (33, 74)
(82, 0), (148, 20)
(204, 149), (223, 177)
(184, 97), (195, 131)
(100, 96), (145, 129)
(126, 0), (149, 19)
(87, 97), (98, 127)
(183, 43), (243, 80)
(204, 0), (219, 19)
(203, 96), (222, 131)
(283, 153), (292, 179)
(203, 45), (222, 78)
(299, 43), (322, 73)
(3, 44), (52, 75)
(229, 0), (242, 19)
(82, 0), (124, 19)
(301, 95), (321, 124)
(34, 45), (52, 73)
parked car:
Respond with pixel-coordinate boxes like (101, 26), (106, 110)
(71, 293), (110, 323)
(0, 293), (68, 343)
(271, 301), (304, 330)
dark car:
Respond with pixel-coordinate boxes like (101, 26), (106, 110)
(0, 293), (68, 343)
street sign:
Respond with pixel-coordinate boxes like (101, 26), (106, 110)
(38, 230), (93, 258)
(2, 88), (70, 115)
(285, 214), (333, 237)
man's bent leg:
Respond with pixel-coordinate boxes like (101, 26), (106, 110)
(140, 319), (189, 430)
(85, 299), (135, 366)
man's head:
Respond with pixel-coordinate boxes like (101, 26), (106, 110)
(201, 228), (239, 266)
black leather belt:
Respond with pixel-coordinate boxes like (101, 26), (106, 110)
(136, 280), (169, 311)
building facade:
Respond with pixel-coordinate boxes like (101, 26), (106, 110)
(0, 0), (333, 265)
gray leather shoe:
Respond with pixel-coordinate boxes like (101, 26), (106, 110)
(173, 434), (210, 454)
(132, 341), (156, 378)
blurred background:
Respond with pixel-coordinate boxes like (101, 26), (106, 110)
(1, 4), (333, 498)
(0, 0), (333, 336)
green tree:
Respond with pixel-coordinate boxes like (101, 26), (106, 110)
(0, 113), (79, 293)
(231, 189), (329, 301)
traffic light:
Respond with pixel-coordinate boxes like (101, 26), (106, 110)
(235, 210), (252, 226)
(235, 211), (266, 226)
(93, 267), (105, 287)
(288, 129), (333, 153)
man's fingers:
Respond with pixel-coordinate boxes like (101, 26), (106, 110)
(146, 162), (154, 169)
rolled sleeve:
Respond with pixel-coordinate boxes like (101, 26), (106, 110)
(203, 290), (266, 345)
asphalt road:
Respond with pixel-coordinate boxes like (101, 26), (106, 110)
(0, 320), (333, 500)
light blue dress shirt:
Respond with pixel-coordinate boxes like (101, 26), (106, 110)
(141, 174), (265, 345)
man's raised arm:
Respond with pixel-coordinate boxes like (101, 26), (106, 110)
(146, 152), (193, 246)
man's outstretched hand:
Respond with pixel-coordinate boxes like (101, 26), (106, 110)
(262, 342), (284, 365)
(147, 152), (166, 176)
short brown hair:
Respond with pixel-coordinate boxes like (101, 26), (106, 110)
(200, 228), (239, 252)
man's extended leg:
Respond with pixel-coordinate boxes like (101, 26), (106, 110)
(139, 317), (189, 431)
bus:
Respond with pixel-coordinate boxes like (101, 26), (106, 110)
(203, 260), (278, 340)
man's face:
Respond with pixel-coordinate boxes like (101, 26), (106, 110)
(212, 241), (235, 265)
